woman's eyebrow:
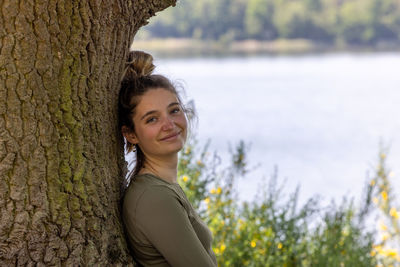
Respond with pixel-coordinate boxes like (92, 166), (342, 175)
(168, 102), (179, 107)
(140, 110), (157, 121)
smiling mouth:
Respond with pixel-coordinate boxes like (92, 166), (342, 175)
(160, 131), (181, 141)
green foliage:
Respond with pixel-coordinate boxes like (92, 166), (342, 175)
(176, 139), (400, 266)
(245, 0), (276, 40)
(368, 147), (400, 265)
(141, 0), (400, 45)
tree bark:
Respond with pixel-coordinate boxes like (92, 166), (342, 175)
(0, 0), (176, 265)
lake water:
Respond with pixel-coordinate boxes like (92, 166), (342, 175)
(142, 52), (400, 205)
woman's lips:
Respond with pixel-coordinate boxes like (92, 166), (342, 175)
(160, 131), (181, 141)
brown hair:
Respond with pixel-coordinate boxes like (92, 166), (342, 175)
(118, 51), (192, 177)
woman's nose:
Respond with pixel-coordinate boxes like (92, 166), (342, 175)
(161, 116), (174, 131)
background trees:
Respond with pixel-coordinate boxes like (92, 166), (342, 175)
(141, 0), (400, 46)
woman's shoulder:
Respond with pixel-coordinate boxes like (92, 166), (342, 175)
(123, 173), (182, 210)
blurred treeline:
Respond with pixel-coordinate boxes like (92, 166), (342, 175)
(142, 0), (400, 46)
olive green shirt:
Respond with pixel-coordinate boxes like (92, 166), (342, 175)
(122, 173), (217, 267)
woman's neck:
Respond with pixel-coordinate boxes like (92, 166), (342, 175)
(139, 154), (178, 183)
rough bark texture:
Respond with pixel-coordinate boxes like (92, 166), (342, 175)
(0, 0), (176, 265)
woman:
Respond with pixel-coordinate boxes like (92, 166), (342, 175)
(119, 51), (217, 267)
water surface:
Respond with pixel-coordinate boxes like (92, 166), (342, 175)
(152, 53), (400, 204)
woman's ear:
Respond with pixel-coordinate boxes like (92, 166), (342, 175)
(122, 126), (138, 145)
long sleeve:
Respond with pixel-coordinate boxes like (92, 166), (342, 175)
(133, 186), (217, 267)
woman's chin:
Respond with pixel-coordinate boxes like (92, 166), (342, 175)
(158, 141), (185, 156)
(170, 142), (185, 154)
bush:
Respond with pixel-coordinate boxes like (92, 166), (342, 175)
(177, 140), (399, 266)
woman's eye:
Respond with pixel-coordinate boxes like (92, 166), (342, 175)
(171, 108), (181, 114)
(146, 117), (157, 124)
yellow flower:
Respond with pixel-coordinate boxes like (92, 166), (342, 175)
(220, 244), (226, 252)
(342, 227), (349, 237)
(388, 249), (398, 258)
(390, 207), (399, 219)
(372, 197), (379, 204)
(381, 248), (398, 258)
(217, 187), (222, 194)
(379, 221), (387, 231)
(373, 244), (382, 253)
(381, 191), (388, 201)
(381, 233), (390, 241)
(380, 153), (386, 159)
(370, 250), (376, 257)
(210, 188), (216, 194)
(250, 241), (256, 248)
(214, 248), (220, 254)
(182, 175), (189, 182)
(277, 243), (283, 249)
(204, 198), (210, 204)
(196, 160), (203, 166)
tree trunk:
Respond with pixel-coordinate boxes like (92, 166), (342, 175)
(0, 0), (176, 265)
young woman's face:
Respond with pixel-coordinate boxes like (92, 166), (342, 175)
(126, 88), (187, 158)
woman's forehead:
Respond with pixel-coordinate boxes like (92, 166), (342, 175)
(136, 88), (179, 112)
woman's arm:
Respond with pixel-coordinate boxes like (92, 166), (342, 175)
(133, 186), (217, 267)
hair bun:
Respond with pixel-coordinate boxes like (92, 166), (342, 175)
(124, 51), (155, 80)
